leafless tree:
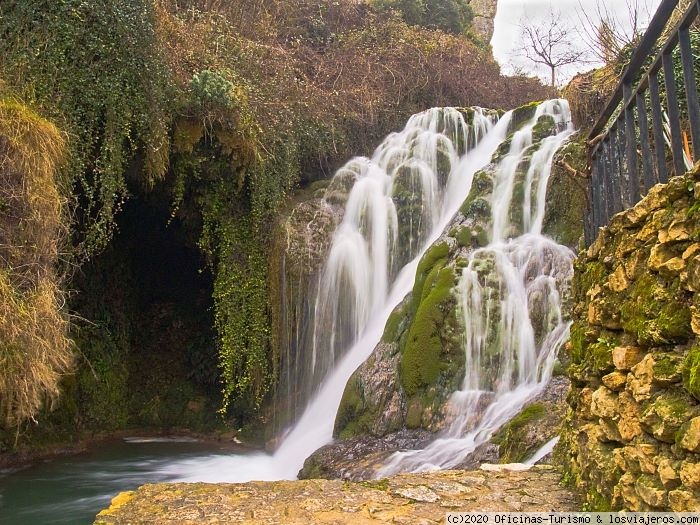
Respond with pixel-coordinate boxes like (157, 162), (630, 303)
(575, 0), (653, 66)
(518, 12), (589, 87)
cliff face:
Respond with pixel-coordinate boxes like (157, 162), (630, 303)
(470, 0), (498, 43)
(561, 164), (700, 511)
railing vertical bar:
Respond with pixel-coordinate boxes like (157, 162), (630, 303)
(615, 119), (628, 210)
(649, 73), (668, 183)
(662, 51), (687, 176)
(636, 92), (655, 193)
(679, 26), (700, 161)
(624, 83), (640, 202)
(601, 142), (612, 224)
(590, 155), (601, 233)
(607, 132), (620, 216)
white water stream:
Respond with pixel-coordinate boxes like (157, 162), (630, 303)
(166, 100), (575, 482)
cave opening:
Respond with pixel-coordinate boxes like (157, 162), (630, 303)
(72, 188), (222, 432)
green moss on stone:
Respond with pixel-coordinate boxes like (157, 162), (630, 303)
(493, 402), (547, 463)
(508, 100), (541, 133)
(456, 227), (473, 248)
(532, 115), (556, 142)
(400, 266), (457, 395)
(405, 396), (424, 428)
(682, 345), (700, 402)
(382, 309), (405, 343)
(620, 275), (692, 345)
(411, 242), (449, 313)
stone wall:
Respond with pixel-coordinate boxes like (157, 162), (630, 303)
(561, 164), (700, 510)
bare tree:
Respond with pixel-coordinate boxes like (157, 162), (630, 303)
(518, 12), (588, 87)
(575, 0), (653, 66)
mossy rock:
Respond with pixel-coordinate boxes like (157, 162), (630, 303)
(683, 344), (700, 402)
(531, 115), (556, 143)
(400, 265), (457, 396)
(620, 275), (692, 345)
(334, 375), (367, 439)
(508, 100), (541, 133)
(493, 402), (556, 463)
(410, 242), (450, 313)
(542, 139), (587, 248)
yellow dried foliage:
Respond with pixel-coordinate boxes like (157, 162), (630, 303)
(0, 96), (73, 426)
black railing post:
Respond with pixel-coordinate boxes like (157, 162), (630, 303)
(679, 26), (700, 161)
(636, 92), (655, 192)
(649, 73), (669, 183)
(623, 83), (640, 202)
(662, 51), (687, 176)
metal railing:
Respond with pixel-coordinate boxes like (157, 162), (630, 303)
(585, 0), (700, 245)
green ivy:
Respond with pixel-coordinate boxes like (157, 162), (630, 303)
(0, 0), (175, 258)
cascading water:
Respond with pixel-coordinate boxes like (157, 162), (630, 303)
(378, 100), (575, 476)
(274, 107), (497, 431)
(166, 100), (573, 482)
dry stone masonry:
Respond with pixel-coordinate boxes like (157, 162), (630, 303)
(561, 163), (700, 511)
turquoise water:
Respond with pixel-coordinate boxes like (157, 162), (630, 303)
(0, 437), (237, 525)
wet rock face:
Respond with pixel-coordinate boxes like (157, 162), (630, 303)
(299, 428), (433, 481)
(95, 467), (579, 524)
(493, 376), (570, 464)
(562, 164), (700, 511)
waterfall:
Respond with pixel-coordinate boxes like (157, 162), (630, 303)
(274, 107), (497, 430)
(377, 100), (575, 476)
(165, 100), (574, 482)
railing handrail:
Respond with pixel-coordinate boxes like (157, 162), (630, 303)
(588, 0), (680, 140)
(584, 0), (700, 246)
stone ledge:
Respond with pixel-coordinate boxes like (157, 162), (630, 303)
(94, 467), (579, 524)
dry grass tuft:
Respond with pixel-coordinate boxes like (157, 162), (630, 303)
(0, 95), (73, 427)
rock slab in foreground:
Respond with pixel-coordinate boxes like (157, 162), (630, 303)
(95, 467), (579, 524)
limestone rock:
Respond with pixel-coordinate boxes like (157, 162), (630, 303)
(680, 461), (700, 491)
(619, 472), (649, 511)
(649, 243), (677, 272)
(469, 0), (497, 42)
(617, 391), (642, 442)
(608, 265), (629, 292)
(685, 254), (700, 292)
(692, 305), (700, 336)
(602, 371), (627, 391)
(613, 346), (644, 372)
(669, 489), (700, 511)
(622, 185), (667, 227)
(656, 458), (681, 489)
(590, 386), (618, 419)
(576, 387), (595, 421)
(678, 417), (700, 453)
(658, 221), (690, 243)
(629, 354), (656, 402)
(621, 444), (658, 475)
(635, 474), (667, 508)
(659, 257), (685, 279)
(94, 469), (581, 524)
(624, 248), (650, 281)
(640, 393), (697, 443)
(392, 485), (439, 503)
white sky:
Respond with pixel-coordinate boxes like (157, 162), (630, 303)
(491, 0), (663, 85)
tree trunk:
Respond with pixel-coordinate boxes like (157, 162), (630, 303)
(550, 66), (556, 87)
